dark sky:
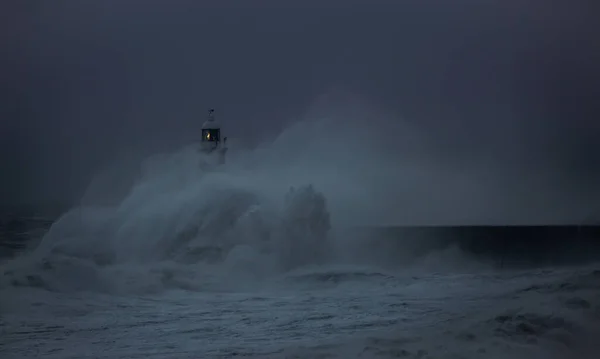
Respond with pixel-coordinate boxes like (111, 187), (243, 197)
(1, 0), (599, 207)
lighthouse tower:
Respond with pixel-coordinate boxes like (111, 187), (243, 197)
(200, 109), (227, 164)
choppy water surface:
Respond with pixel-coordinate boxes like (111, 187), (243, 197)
(2, 264), (600, 358)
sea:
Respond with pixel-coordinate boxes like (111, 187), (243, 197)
(1, 118), (599, 358)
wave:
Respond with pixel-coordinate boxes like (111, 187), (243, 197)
(1, 92), (597, 295)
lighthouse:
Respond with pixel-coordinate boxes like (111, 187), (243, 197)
(200, 109), (227, 164)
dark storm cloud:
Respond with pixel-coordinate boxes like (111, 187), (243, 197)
(2, 0), (599, 206)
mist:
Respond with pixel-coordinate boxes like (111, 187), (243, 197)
(2, 0), (599, 220)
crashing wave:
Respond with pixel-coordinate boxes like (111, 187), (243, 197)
(0, 179), (333, 293)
